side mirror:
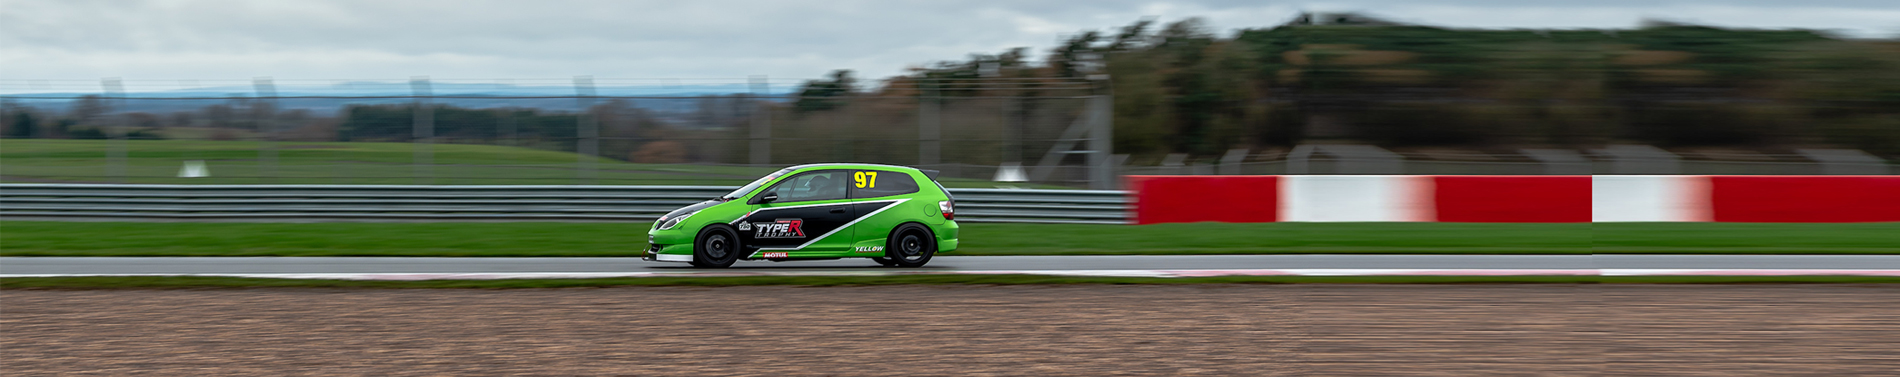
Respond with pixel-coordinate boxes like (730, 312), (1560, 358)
(759, 192), (779, 203)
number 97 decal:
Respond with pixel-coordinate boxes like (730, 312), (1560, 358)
(852, 171), (878, 188)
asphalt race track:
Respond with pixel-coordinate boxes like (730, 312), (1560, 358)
(6, 255), (1900, 278)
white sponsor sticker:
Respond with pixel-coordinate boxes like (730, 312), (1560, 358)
(752, 219), (806, 238)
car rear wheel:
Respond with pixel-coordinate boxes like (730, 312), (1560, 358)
(884, 224), (935, 268)
(691, 226), (740, 268)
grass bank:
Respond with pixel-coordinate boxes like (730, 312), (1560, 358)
(3, 221), (1894, 257)
(0, 139), (1047, 188)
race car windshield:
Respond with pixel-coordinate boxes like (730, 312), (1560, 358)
(721, 169), (790, 200)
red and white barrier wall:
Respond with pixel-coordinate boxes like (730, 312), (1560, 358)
(1127, 175), (1898, 224)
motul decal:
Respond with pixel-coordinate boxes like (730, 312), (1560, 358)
(763, 252), (789, 258)
(752, 219), (805, 238)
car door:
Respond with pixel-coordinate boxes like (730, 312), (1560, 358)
(844, 169), (922, 253)
(736, 169), (856, 256)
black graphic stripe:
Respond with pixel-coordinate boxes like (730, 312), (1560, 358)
(733, 199), (905, 251)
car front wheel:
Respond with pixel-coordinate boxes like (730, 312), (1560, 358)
(691, 226), (741, 268)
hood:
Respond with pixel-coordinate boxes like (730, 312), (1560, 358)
(660, 199), (724, 220)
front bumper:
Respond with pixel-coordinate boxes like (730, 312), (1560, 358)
(644, 231), (697, 262)
(645, 252), (694, 262)
(642, 242), (697, 263)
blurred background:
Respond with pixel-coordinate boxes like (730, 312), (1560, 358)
(3, 0), (1897, 189)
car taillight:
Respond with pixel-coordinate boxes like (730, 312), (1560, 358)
(938, 200), (954, 220)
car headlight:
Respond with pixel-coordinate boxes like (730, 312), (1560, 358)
(656, 210), (698, 230)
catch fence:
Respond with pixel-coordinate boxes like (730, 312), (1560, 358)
(0, 77), (1118, 188)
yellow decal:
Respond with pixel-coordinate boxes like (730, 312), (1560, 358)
(853, 171), (878, 188)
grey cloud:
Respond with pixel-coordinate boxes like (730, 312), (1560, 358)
(2, 0), (1895, 80)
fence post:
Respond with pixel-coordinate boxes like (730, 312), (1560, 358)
(101, 78), (126, 183)
(1086, 75), (1113, 189)
(411, 76), (433, 184)
(919, 79), (941, 168)
(253, 77), (278, 181)
(1219, 149), (1249, 175)
(1602, 145), (1679, 175)
(749, 75), (771, 167)
(1796, 149), (1887, 175)
(1287, 145), (1313, 174)
(574, 76), (599, 184)
(497, 111), (516, 147)
(1521, 148), (1590, 175)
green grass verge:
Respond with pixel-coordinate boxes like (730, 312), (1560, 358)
(1590, 223), (1900, 253)
(6, 275), (1899, 289)
(0, 139), (1060, 188)
(4, 221), (1895, 257)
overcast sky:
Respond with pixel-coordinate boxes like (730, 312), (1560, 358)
(3, 0), (1898, 84)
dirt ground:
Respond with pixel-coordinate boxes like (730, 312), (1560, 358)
(4, 284), (1899, 376)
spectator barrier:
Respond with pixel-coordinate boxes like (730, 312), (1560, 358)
(1130, 175), (1896, 224)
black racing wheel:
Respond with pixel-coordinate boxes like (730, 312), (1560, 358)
(883, 224), (935, 268)
(691, 226), (741, 268)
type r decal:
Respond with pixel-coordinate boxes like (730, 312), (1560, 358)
(751, 219), (806, 238)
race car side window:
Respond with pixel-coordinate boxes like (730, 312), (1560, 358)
(754, 170), (848, 204)
(848, 170), (920, 199)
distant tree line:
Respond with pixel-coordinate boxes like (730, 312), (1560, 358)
(787, 16), (1900, 160)
(9, 15), (1896, 165)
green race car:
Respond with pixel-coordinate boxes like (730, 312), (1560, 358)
(644, 163), (959, 268)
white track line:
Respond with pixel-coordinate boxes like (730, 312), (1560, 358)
(6, 269), (1900, 280)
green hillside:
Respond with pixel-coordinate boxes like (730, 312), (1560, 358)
(0, 139), (1028, 187)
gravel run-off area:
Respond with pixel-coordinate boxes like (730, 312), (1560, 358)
(5, 284), (1899, 376)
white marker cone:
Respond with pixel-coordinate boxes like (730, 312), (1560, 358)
(993, 162), (1027, 182)
(178, 160), (209, 178)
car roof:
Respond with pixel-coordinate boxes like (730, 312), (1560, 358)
(783, 163), (922, 173)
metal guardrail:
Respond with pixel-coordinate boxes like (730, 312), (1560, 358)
(0, 184), (1132, 225)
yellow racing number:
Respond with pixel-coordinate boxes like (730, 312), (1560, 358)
(852, 171), (878, 188)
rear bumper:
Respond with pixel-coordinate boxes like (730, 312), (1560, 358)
(937, 221), (959, 252)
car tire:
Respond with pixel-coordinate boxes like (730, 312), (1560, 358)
(691, 226), (741, 268)
(884, 224), (935, 268)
